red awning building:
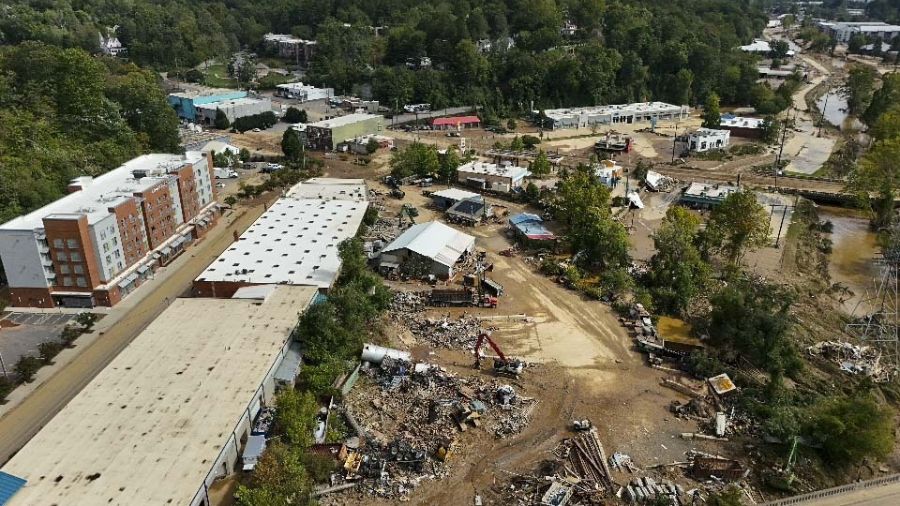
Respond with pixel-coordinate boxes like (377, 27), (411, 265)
(431, 115), (481, 130)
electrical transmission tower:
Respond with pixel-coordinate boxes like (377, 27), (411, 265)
(846, 227), (900, 369)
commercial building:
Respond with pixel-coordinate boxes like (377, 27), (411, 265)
(432, 115), (481, 130)
(305, 113), (384, 150)
(539, 102), (687, 129)
(378, 221), (475, 279)
(817, 21), (900, 42)
(430, 188), (481, 209)
(193, 179), (367, 298)
(195, 97), (273, 125)
(263, 33), (317, 65)
(0, 153), (218, 308)
(168, 88), (249, 122)
(457, 161), (530, 193)
(0, 285), (318, 506)
(719, 114), (765, 138)
(275, 82), (335, 102)
(680, 182), (739, 209)
(687, 128), (730, 152)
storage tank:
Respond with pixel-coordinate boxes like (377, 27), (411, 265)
(360, 343), (411, 364)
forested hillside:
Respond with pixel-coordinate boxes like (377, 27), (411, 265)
(0, 42), (180, 223)
(2, 0), (767, 112)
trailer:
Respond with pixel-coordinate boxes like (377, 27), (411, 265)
(429, 289), (497, 308)
(242, 435), (267, 471)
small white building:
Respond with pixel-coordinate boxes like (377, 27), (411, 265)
(275, 82), (335, 102)
(379, 221), (475, 278)
(99, 28), (126, 57)
(196, 97), (273, 125)
(688, 128), (730, 152)
(739, 39), (795, 56)
(456, 161), (530, 193)
(538, 102), (687, 129)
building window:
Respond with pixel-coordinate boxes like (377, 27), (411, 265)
(106, 255), (112, 263)
(62, 277), (73, 287)
(73, 264), (84, 274)
(57, 251), (68, 261)
(59, 264), (70, 274)
(103, 243), (109, 252)
(76, 277), (87, 287)
(70, 252), (82, 262)
(53, 239), (64, 248)
(66, 239), (78, 248)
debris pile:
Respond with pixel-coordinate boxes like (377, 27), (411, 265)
(363, 217), (403, 243)
(623, 476), (691, 504)
(332, 356), (536, 500)
(807, 340), (894, 382)
(555, 430), (615, 494)
(390, 292), (495, 349)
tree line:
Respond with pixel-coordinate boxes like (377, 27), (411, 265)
(1, 0), (770, 116)
(0, 42), (180, 224)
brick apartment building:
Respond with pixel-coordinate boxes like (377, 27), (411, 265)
(0, 152), (219, 308)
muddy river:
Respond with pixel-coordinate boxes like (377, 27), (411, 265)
(820, 206), (880, 315)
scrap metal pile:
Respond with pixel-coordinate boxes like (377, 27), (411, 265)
(807, 340), (895, 382)
(333, 356), (536, 500)
(390, 291), (496, 349)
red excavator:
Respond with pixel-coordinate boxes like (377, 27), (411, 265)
(474, 332), (525, 377)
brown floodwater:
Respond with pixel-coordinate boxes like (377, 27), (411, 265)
(820, 205), (880, 315)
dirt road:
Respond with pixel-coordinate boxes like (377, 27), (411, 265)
(0, 199), (272, 465)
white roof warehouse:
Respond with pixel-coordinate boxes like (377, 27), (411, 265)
(193, 179), (368, 297)
(1, 285), (318, 506)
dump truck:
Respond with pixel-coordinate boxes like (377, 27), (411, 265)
(429, 289), (497, 308)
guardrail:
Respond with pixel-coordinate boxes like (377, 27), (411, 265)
(761, 473), (900, 505)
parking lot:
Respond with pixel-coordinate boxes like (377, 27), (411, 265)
(0, 313), (75, 372)
(1, 313), (75, 326)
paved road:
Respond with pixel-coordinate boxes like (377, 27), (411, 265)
(0, 201), (272, 465)
(762, 475), (900, 506)
(387, 106), (475, 127)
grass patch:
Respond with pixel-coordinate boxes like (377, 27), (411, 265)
(201, 63), (238, 88)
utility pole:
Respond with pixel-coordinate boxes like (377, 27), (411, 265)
(817, 84), (830, 137)
(671, 122), (679, 164)
(774, 112), (790, 188)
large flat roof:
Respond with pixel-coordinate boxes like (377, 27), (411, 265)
(1, 285), (318, 505)
(539, 102), (685, 121)
(458, 161), (530, 181)
(195, 97), (271, 111)
(308, 113), (382, 129)
(0, 152), (205, 231)
(196, 194), (367, 288)
(286, 178), (368, 201)
(382, 221), (475, 267)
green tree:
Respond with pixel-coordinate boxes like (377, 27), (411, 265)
(283, 107), (307, 123)
(366, 138), (379, 154)
(235, 441), (312, 506)
(770, 40), (790, 60)
(510, 136), (525, 151)
(15, 355), (42, 383)
(525, 181), (540, 202)
(213, 108), (230, 130)
(709, 279), (800, 374)
(530, 150), (551, 177)
(705, 191), (770, 266)
(105, 68), (181, 152)
(281, 129), (303, 161)
(870, 104), (900, 143)
(863, 73), (900, 127)
(506, 118), (517, 130)
(648, 207), (710, 314)
(239, 148), (251, 162)
(702, 92), (721, 128)
(275, 389), (320, 447)
(805, 395), (894, 465)
(390, 142), (440, 178)
(760, 116), (781, 144)
(843, 65), (879, 116)
(848, 138), (900, 229)
(438, 147), (461, 183)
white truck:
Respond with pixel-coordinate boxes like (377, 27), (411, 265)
(214, 168), (238, 179)
(242, 435), (267, 471)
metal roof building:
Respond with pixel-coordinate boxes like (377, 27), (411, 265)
(194, 179), (368, 297)
(379, 221), (475, 278)
(538, 102), (687, 129)
(1, 285), (318, 506)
